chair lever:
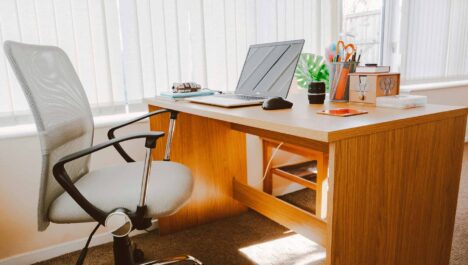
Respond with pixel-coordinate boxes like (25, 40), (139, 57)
(164, 111), (179, 161)
(139, 147), (153, 207)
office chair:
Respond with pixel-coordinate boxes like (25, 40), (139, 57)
(4, 41), (202, 265)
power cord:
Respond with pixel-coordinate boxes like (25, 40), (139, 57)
(76, 223), (101, 265)
(253, 142), (283, 186)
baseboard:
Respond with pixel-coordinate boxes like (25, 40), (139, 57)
(0, 223), (157, 265)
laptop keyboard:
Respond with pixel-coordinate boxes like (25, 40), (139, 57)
(216, 94), (265, 101)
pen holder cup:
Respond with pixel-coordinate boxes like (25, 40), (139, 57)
(329, 62), (357, 102)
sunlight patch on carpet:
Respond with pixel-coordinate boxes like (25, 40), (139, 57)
(238, 233), (326, 265)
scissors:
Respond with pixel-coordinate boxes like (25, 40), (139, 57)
(336, 40), (356, 62)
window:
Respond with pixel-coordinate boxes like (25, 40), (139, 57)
(0, 0), (126, 116)
(342, 0), (468, 84)
(400, 0), (468, 83)
(342, 0), (384, 65)
(0, 0), (336, 120)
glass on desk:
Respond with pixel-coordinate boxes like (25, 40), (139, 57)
(329, 62), (357, 102)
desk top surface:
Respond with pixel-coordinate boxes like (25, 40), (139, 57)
(146, 90), (468, 142)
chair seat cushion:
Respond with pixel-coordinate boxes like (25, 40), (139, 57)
(49, 161), (193, 223)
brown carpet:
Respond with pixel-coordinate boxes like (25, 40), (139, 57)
(36, 210), (325, 265)
(279, 189), (316, 214)
(449, 145), (468, 265)
(37, 145), (468, 265)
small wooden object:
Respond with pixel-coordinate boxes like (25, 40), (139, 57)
(349, 73), (400, 104)
(273, 161), (318, 190)
(262, 139), (328, 219)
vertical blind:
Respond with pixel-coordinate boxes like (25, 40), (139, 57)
(0, 0), (334, 115)
(400, 0), (468, 82)
(0, 0), (125, 114)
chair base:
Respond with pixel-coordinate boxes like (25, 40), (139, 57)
(141, 255), (202, 265)
(113, 235), (202, 265)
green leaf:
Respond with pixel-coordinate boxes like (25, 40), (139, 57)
(294, 53), (330, 91)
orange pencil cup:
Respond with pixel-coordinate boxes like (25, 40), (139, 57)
(329, 62), (357, 102)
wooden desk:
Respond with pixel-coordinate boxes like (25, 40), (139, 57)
(146, 91), (467, 265)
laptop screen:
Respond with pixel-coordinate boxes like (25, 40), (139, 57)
(235, 39), (304, 98)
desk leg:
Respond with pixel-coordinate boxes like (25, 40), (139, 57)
(148, 106), (247, 234)
(262, 141), (273, 194)
(327, 115), (466, 265)
(316, 153), (328, 220)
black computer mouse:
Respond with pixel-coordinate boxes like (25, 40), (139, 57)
(262, 97), (293, 110)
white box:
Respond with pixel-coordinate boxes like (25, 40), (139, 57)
(376, 95), (427, 109)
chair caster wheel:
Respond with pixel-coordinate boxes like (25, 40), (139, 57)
(133, 248), (145, 263)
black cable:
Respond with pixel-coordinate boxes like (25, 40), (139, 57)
(76, 223), (101, 265)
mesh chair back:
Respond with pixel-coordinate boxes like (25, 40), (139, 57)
(4, 41), (94, 230)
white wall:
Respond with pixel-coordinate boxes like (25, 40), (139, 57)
(0, 121), (149, 262)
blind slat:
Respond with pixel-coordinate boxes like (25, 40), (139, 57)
(245, 0), (257, 47)
(0, 24), (14, 113)
(35, 0), (58, 44)
(446, 0), (468, 78)
(225, 0), (240, 92)
(150, 0), (170, 90)
(136, 0), (157, 98)
(54, 0), (78, 66)
(103, 0), (125, 103)
(119, 0), (143, 101)
(294, 0), (304, 39)
(162, 0), (182, 87)
(16, 0), (40, 43)
(70, 0), (98, 104)
(88, 0), (114, 103)
(187, 0), (208, 88)
(176, 0), (195, 84)
(235, 0), (248, 75)
(285, 0), (295, 40)
(276, 0), (286, 41)
(0, 0), (28, 112)
(256, 0), (276, 43)
(203, 0), (228, 90)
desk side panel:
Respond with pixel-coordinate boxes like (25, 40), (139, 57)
(328, 114), (466, 265)
(148, 105), (247, 234)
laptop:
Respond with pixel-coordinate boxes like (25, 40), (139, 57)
(188, 39), (305, 107)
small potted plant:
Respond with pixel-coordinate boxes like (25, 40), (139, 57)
(295, 53), (329, 104)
